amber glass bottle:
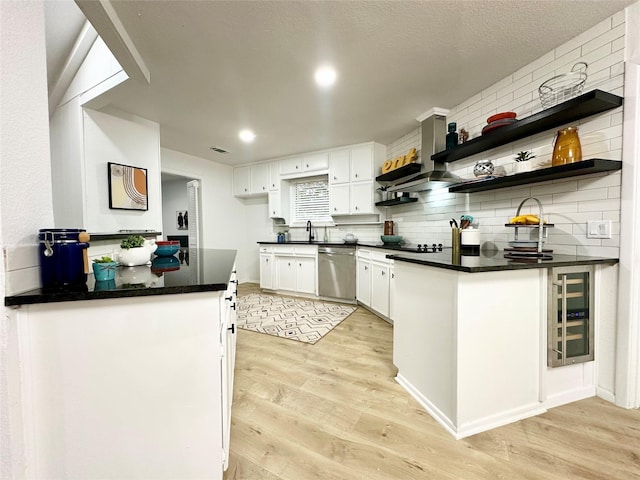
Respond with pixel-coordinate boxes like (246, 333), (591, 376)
(552, 127), (582, 166)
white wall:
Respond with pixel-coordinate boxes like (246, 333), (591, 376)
(82, 108), (162, 233)
(0, 1), (53, 477)
(160, 148), (252, 281)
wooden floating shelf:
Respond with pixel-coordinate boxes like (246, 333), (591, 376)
(432, 90), (623, 164)
(376, 162), (422, 182)
(375, 197), (419, 207)
(448, 159), (622, 194)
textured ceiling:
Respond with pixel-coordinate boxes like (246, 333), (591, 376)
(71, 0), (633, 166)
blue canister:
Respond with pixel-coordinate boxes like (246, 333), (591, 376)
(38, 229), (90, 290)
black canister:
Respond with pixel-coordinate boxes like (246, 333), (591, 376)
(38, 229), (90, 290)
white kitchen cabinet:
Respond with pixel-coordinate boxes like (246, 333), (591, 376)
(357, 249), (395, 319)
(296, 256), (317, 294)
(389, 262), (396, 321)
(329, 149), (350, 184)
(268, 190), (282, 218)
(280, 153), (329, 176)
(329, 180), (374, 216)
(270, 245), (317, 296)
(304, 152), (329, 172)
(220, 268), (237, 470)
(276, 256), (297, 291)
(279, 156), (303, 176)
(233, 165), (251, 196)
(269, 161), (280, 191)
(371, 261), (390, 317)
(329, 183), (350, 215)
(350, 181), (375, 215)
(251, 163), (270, 194)
(356, 251), (372, 307)
(351, 144), (375, 182)
(259, 248), (274, 289)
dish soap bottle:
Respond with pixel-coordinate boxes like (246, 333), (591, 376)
(446, 122), (458, 150)
(323, 226), (329, 243)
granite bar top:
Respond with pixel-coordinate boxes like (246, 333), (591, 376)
(386, 249), (619, 273)
(5, 248), (237, 307)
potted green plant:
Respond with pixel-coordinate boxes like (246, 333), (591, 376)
(118, 235), (156, 266)
(92, 256), (118, 282)
(514, 150), (535, 173)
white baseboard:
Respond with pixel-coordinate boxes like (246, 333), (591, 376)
(596, 386), (616, 404)
(544, 385), (596, 409)
(396, 374), (547, 440)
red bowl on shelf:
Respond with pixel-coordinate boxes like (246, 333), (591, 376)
(486, 111), (517, 124)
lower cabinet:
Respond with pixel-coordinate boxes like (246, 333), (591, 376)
(259, 247), (274, 289)
(356, 254), (371, 306)
(221, 268), (237, 470)
(371, 260), (390, 316)
(260, 245), (317, 296)
(357, 249), (394, 320)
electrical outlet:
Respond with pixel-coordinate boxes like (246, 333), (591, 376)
(587, 220), (612, 239)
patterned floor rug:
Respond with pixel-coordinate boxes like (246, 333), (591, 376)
(236, 293), (357, 344)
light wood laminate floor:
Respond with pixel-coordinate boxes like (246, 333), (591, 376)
(225, 283), (640, 480)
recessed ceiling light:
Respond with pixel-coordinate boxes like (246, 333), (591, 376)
(238, 129), (256, 143)
(315, 65), (337, 88)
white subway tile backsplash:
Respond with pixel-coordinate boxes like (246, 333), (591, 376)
(379, 10), (625, 256)
(582, 24), (625, 55)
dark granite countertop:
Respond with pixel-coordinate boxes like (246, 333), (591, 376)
(386, 250), (619, 273)
(5, 248), (237, 307)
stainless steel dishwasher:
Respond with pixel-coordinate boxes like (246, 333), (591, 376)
(318, 246), (356, 302)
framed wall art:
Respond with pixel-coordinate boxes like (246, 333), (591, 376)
(176, 210), (188, 230)
(108, 162), (148, 211)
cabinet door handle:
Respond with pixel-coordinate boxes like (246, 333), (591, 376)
(288, 262), (291, 267)
(333, 176), (337, 180)
(228, 324), (236, 334)
(230, 279), (238, 284)
(354, 173), (358, 178)
(265, 258), (269, 262)
(392, 273), (395, 279)
(306, 164), (310, 168)
(355, 206), (359, 211)
(381, 270), (385, 276)
(364, 265), (368, 270)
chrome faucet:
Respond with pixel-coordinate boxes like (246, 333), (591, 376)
(306, 220), (314, 243)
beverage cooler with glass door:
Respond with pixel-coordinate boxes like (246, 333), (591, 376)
(547, 266), (595, 367)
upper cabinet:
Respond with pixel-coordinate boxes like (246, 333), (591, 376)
(233, 163), (270, 197)
(251, 163), (270, 193)
(350, 144), (376, 182)
(279, 152), (329, 176)
(233, 166), (251, 197)
(328, 142), (387, 216)
(329, 149), (350, 184)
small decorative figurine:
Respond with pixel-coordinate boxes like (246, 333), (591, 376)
(459, 128), (469, 143)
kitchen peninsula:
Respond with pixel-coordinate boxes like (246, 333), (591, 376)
(389, 249), (618, 439)
(4, 249), (238, 480)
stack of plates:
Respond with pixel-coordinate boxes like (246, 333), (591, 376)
(505, 239), (553, 258)
(482, 112), (518, 135)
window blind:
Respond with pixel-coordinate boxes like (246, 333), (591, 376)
(292, 179), (330, 223)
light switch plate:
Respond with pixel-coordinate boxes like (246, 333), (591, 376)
(587, 220), (612, 239)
